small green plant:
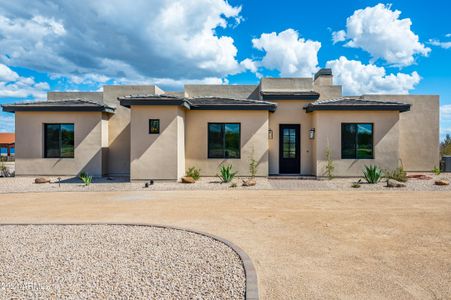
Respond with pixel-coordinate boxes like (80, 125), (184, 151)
(324, 144), (334, 180)
(432, 166), (441, 175)
(384, 166), (408, 182)
(351, 182), (361, 188)
(249, 148), (258, 178)
(363, 165), (383, 184)
(217, 164), (237, 183)
(186, 166), (201, 181)
(79, 171), (93, 186)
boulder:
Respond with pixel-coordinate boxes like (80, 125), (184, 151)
(242, 178), (256, 187)
(407, 174), (432, 180)
(434, 179), (449, 186)
(35, 177), (51, 184)
(386, 179), (406, 188)
(181, 176), (195, 184)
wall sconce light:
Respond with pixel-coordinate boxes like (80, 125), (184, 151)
(268, 129), (273, 139)
(309, 128), (315, 140)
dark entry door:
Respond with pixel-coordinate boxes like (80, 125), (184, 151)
(279, 124), (300, 174)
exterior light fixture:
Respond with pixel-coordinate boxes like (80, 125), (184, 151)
(309, 128), (315, 140)
(268, 129), (273, 139)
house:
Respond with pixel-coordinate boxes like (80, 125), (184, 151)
(0, 133), (15, 160)
(1, 69), (440, 180)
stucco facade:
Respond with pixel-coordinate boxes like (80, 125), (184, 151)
(14, 111), (106, 176)
(2, 68), (440, 180)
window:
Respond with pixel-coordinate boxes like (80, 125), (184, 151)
(208, 123), (240, 158)
(44, 124), (74, 158)
(149, 119), (160, 134)
(342, 123), (373, 159)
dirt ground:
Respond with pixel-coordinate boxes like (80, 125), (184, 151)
(0, 190), (450, 299)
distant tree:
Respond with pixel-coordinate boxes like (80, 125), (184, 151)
(441, 134), (451, 156)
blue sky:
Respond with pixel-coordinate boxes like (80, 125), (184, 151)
(0, 0), (450, 139)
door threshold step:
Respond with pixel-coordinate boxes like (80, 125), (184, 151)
(268, 175), (317, 180)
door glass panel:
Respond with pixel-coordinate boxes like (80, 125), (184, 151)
(282, 128), (296, 158)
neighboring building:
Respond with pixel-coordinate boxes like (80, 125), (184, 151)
(1, 69), (440, 179)
(0, 133), (15, 159)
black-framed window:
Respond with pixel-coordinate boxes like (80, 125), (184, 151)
(149, 119), (160, 134)
(44, 123), (74, 158)
(208, 123), (240, 159)
(341, 123), (374, 159)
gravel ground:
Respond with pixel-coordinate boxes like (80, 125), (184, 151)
(0, 225), (245, 299)
(0, 173), (450, 193)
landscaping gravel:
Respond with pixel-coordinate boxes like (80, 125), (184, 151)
(0, 173), (450, 193)
(0, 225), (245, 299)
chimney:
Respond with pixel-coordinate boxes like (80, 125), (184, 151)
(314, 68), (333, 86)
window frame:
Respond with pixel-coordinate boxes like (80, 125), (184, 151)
(43, 123), (75, 159)
(207, 122), (241, 159)
(149, 119), (160, 134)
(341, 123), (374, 159)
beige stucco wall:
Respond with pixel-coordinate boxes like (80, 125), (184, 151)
(14, 111), (104, 176)
(362, 95), (440, 171)
(129, 105), (185, 180)
(268, 101), (314, 175)
(103, 85), (160, 176)
(313, 110), (400, 177)
(185, 110), (269, 177)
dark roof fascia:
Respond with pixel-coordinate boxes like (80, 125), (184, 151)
(189, 104), (277, 112)
(304, 104), (411, 113)
(260, 91), (320, 101)
(2, 105), (115, 114)
(119, 99), (189, 109)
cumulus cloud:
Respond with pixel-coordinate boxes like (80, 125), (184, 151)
(251, 29), (321, 77)
(326, 56), (420, 95)
(0, 113), (14, 132)
(429, 39), (451, 49)
(0, 64), (49, 99)
(441, 105), (451, 120)
(332, 3), (430, 66)
(0, 0), (243, 83)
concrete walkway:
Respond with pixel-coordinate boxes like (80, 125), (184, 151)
(0, 190), (450, 299)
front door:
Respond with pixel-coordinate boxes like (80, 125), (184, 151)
(279, 124), (300, 174)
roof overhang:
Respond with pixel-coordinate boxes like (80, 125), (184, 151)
(119, 96), (278, 112)
(304, 104), (411, 113)
(1, 104), (115, 114)
(260, 91), (320, 101)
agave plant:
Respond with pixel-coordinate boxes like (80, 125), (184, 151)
(217, 164), (237, 183)
(363, 165), (382, 184)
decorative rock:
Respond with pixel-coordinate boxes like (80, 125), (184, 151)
(181, 176), (195, 184)
(242, 179), (256, 187)
(34, 177), (50, 184)
(386, 179), (406, 188)
(434, 179), (449, 186)
(408, 174), (433, 180)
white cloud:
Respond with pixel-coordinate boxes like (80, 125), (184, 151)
(332, 3), (430, 66)
(326, 56), (420, 95)
(429, 39), (451, 49)
(250, 29), (321, 77)
(0, 0), (243, 82)
(0, 64), (19, 82)
(332, 30), (346, 44)
(0, 64), (49, 99)
(0, 113), (14, 132)
(441, 105), (451, 120)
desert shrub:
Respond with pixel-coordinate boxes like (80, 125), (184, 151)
(384, 166), (408, 182)
(324, 145), (334, 180)
(249, 157), (258, 179)
(432, 166), (441, 175)
(218, 164), (237, 183)
(186, 166), (201, 181)
(79, 171), (93, 186)
(363, 165), (383, 184)
(0, 163), (10, 177)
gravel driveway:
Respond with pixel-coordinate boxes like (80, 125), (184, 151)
(0, 225), (245, 299)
